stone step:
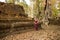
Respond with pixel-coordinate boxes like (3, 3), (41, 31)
(0, 18), (33, 23)
(0, 26), (34, 39)
(0, 22), (34, 29)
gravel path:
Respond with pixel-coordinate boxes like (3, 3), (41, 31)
(0, 25), (60, 40)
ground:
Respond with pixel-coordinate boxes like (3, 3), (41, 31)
(0, 25), (60, 40)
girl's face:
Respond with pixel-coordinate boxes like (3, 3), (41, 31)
(35, 21), (37, 23)
(34, 18), (38, 21)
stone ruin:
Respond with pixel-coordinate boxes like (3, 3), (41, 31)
(0, 2), (28, 19)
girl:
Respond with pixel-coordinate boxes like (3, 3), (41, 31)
(34, 18), (39, 30)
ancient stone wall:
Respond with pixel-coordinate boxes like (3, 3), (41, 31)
(0, 2), (27, 19)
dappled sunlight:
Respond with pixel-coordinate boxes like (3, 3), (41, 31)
(25, 0), (31, 5)
(0, 0), (5, 2)
(0, 0), (60, 40)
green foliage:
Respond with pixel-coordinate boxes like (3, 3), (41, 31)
(6, 0), (15, 3)
(58, 2), (60, 12)
(58, 2), (60, 8)
(52, 6), (58, 17)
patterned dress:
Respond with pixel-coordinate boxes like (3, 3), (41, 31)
(34, 19), (39, 30)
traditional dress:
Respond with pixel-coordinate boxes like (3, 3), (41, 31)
(34, 18), (39, 30)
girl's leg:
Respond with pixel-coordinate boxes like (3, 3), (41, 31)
(35, 24), (38, 30)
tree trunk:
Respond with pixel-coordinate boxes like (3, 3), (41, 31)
(42, 0), (50, 27)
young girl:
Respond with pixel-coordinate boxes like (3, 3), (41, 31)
(34, 18), (39, 30)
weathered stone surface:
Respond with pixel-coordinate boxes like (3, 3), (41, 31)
(1, 25), (60, 40)
(0, 2), (27, 19)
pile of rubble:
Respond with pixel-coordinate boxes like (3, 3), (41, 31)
(0, 2), (27, 19)
(1, 28), (60, 40)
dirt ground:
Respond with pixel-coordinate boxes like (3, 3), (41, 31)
(0, 25), (60, 40)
